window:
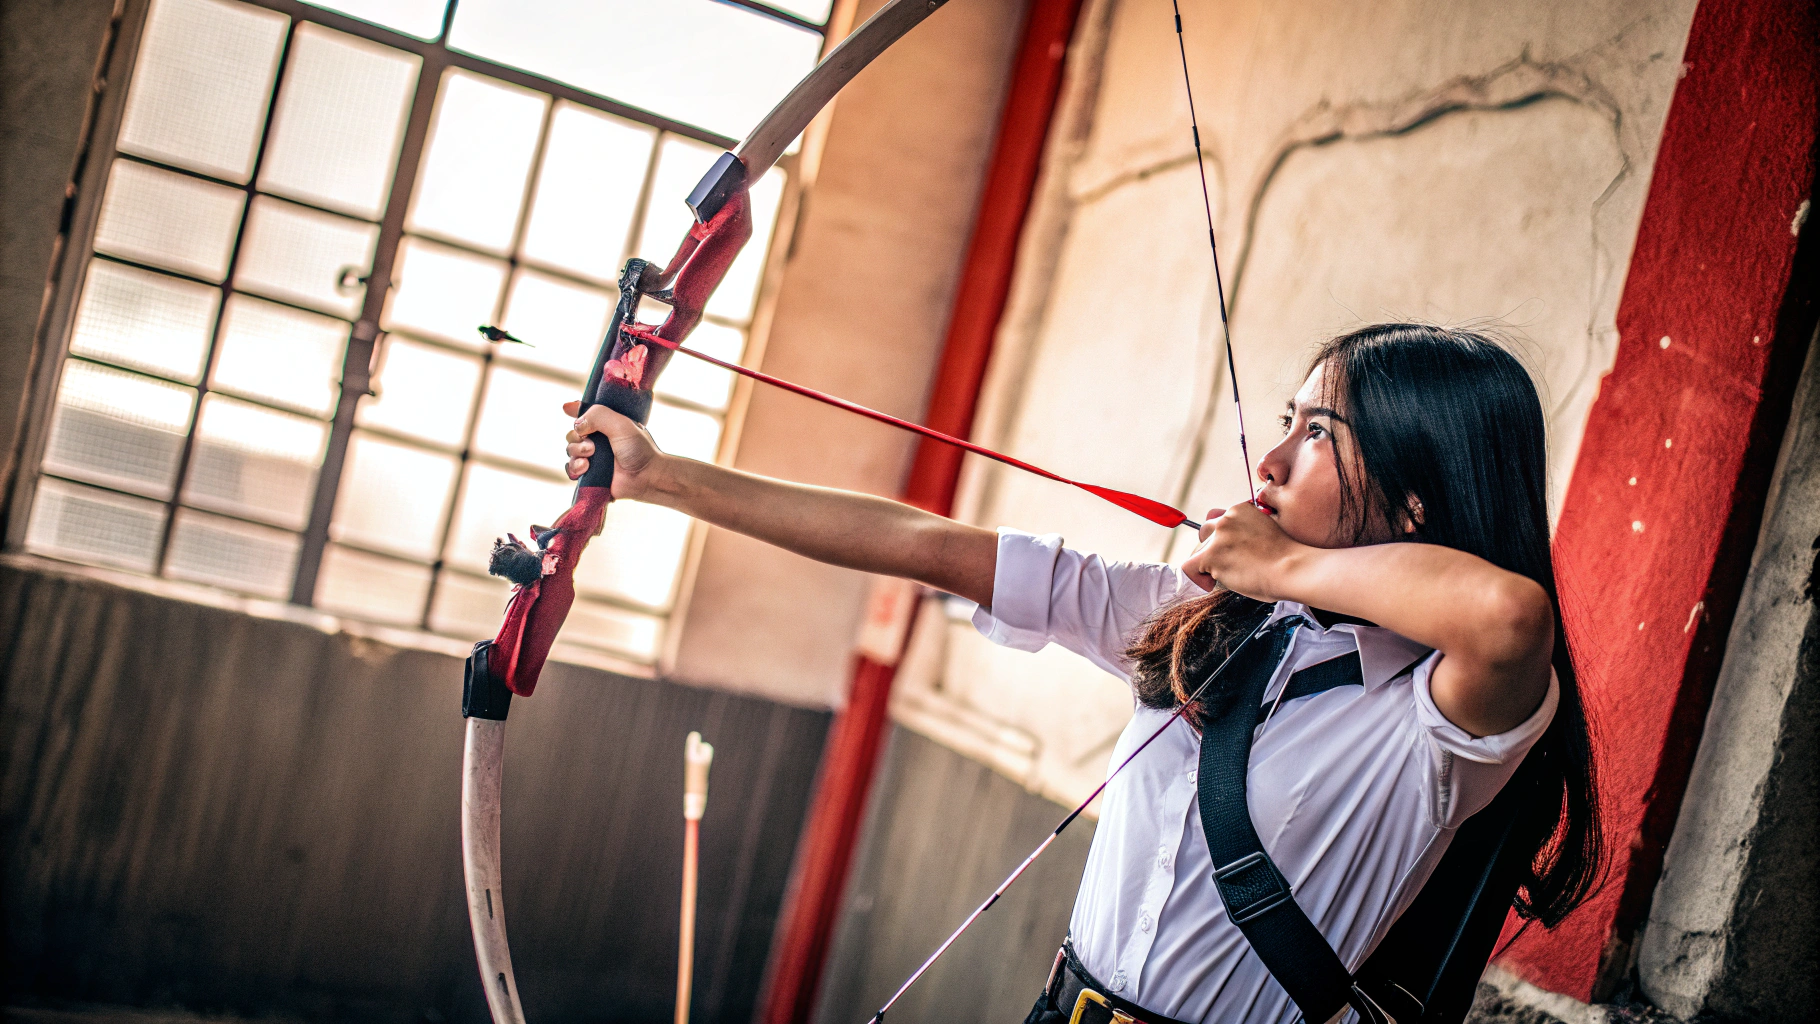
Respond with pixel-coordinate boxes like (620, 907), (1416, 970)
(20, 0), (816, 665)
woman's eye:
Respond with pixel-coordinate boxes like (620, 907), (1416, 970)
(1277, 413), (1293, 434)
(1306, 422), (1327, 440)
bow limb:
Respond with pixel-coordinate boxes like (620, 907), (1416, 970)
(462, 715), (526, 1024)
(461, 5), (958, 1023)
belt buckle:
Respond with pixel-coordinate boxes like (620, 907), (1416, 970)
(1070, 988), (1135, 1024)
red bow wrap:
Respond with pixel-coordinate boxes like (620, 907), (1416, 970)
(487, 190), (752, 696)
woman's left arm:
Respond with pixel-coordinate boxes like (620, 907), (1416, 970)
(1187, 503), (1555, 737)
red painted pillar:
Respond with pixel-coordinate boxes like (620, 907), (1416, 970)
(756, 2), (1086, 1020)
(1501, 0), (1819, 1000)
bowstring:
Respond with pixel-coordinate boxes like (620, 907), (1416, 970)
(860, 11), (1264, 1019)
(1171, 0), (1255, 503)
(863, 617), (1281, 1022)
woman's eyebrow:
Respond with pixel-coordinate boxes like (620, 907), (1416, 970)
(1285, 399), (1351, 424)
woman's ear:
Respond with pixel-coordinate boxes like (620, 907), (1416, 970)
(1403, 494), (1426, 535)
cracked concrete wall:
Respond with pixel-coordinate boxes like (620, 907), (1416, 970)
(1635, 326), (1820, 1022)
(0, 0), (117, 529)
(892, 0), (1698, 819)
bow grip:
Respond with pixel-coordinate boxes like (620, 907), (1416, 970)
(575, 174), (754, 493)
(576, 258), (657, 491)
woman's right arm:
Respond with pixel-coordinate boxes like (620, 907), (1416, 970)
(564, 401), (998, 607)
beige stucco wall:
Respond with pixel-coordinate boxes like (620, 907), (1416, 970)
(895, 0), (1701, 808)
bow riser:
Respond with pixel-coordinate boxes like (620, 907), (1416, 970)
(476, 182), (753, 700)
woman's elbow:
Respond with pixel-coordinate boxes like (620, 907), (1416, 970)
(1478, 574), (1555, 671)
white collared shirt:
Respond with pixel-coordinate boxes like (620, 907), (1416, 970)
(971, 529), (1558, 1024)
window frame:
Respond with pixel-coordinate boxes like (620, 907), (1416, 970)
(6, 0), (819, 672)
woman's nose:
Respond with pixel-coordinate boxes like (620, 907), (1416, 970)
(1257, 436), (1291, 485)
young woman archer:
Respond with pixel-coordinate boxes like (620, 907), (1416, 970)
(562, 322), (1602, 1024)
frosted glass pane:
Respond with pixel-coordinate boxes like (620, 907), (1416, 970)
(495, 270), (611, 378)
(330, 431), (458, 558)
(166, 508), (299, 597)
(116, 0), (287, 182)
(442, 462), (569, 571)
(25, 478), (167, 573)
(574, 498), (690, 608)
(653, 320), (742, 410)
(213, 296), (348, 416)
(43, 360), (195, 499)
(562, 600), (661, 660)
(259, 23), (419, 219)
(358, 336), (481, 446)
(767, 0), (833, 22)
(428, 569), (511, 637)
(95, 160), (245, 282)
(407, 70), (546, 254)
(447, 0), (822, 141)
(384, 237), (507, 345)
(646, 402), (721, 462)
(520, 103), (654, 281)
(185, 395), (327, 529)
(69, 259), (218, 383)
(471, 366), (574, 468)
(235, 196), (378, 318)
(315, 544), (432, 625)
(635, 136), (718, 258)
(707, 168), (784, 320)
(302, 0), (448, 40)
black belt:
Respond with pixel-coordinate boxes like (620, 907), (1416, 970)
(1035, 939), (1194, 1024)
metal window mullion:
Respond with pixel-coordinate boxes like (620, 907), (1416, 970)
(115, 151), (391, 227)
(288, 29), (451, 606)
(41, 471), (315, 535)
(89, 252), (363, 327)
(154, 18), (300, 580)
(241, 0), (740, 150)
(620, 129), (667, 268)
(63, 350), (343, 425)
(417, 90), (557, 629)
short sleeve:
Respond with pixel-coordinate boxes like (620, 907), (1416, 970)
(1413, 655), (1559, 827)
(970, 528), (1198, 680)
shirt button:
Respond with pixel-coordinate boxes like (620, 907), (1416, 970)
(1139, 912), (1153, 932)
(1186, 769), (1198, 783)
(1157, 848), (1173, 871)
(1110, 970), (1127, 992)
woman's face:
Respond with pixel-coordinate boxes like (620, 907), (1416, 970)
(1255, 361), (1398, 549)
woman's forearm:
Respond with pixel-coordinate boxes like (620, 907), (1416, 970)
(648, 455), (998, 606)
(1275, 540), (1552, 673)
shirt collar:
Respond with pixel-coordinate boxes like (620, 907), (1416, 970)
(1267, 601), (1433, 691)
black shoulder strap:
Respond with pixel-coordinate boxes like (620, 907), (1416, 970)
(1197, 621), (1364, 1024)
(1197, 624), (1431, 1024)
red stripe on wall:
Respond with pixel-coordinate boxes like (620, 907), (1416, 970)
(1501, 0), (1819, 1000)
(756, 2), (1087, 1020)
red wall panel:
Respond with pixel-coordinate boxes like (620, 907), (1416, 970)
(1502, 0), (1819, 999)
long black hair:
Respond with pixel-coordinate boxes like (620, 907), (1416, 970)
(1127, 322), (1603, 927)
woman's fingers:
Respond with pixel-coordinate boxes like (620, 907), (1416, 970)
(1199, 507), (1225, 542)
(566, 457), (588, 480)
(576, 403), (633, 437)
